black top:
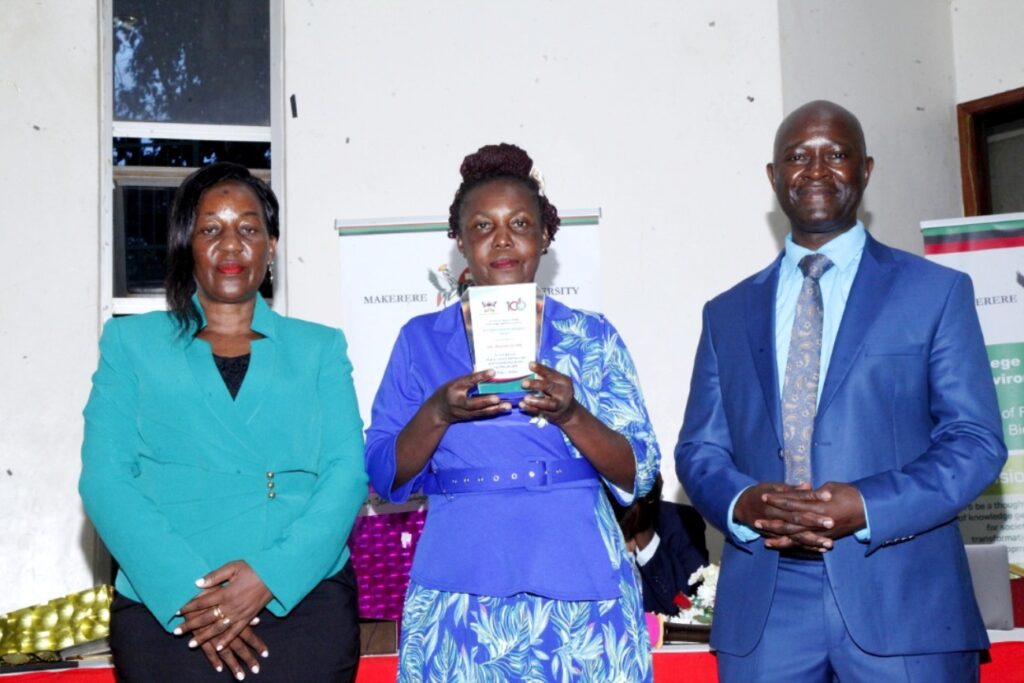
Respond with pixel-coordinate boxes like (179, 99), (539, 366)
(213, 353), (251, 399)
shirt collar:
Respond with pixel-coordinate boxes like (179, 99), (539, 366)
(783, 220), (866, 275)
(189, 292), (277, 340)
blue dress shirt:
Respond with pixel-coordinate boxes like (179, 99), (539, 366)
(728, 222), (871, 541)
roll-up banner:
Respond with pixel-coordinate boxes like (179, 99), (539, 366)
(922, 212), (1024, 564)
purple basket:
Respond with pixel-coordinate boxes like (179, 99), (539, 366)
(348, 509), (426, 621)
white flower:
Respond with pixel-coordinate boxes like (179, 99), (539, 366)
(687, 563), (719, 588)
(529, 165), (547, 197)
(668, 563), (719, 625)
(529, 415), (549, 428)
(696, 581), (716, 606)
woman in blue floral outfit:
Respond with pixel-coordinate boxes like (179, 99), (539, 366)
(365, 144), (659, 682)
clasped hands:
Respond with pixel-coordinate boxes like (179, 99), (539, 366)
(174, 560), (273, 679)
(433, 361), (578, 425)
(734, 481), (867, 553)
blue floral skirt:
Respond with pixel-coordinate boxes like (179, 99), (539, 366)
(397, 578), (653, 683)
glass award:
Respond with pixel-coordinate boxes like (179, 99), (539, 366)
(461, 283), (544, 396)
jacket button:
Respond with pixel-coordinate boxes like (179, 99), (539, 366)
(266, 471), (274, 479)
(268, 491), (276, 499)
(267, 481), (274, 489)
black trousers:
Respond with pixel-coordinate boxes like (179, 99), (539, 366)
(110, 563), (360, 683)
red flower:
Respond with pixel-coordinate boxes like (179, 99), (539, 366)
(673, 592), (692, 610)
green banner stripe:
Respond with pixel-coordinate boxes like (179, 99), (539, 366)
(924, 228), (1024, 244)
(921, 219), (1024, 238)
(338, 223), (446, 236)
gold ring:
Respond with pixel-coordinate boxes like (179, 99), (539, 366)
(212, 606), (224, 619)
(222, 616), (232, 626)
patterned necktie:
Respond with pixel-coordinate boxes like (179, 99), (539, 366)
(781, 253), (834, 485)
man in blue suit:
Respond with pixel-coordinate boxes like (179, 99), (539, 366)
(676, 100), (1006, 681)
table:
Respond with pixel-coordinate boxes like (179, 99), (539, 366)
(3, 635), (1022, 681)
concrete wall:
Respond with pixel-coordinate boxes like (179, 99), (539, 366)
(778, 0), (962, 252)
(951, 0), (1024, 104)
(0, 1), (102, 612)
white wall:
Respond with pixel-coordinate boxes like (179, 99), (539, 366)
(777, 0), (962, 253)
(0, 1), (101, 612)
(951, 0), (1024, 104)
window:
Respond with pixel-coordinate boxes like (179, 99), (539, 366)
(957, 87), (1024, 216)
(986, 118), (1024, 215)
(102, 0), (280, 317)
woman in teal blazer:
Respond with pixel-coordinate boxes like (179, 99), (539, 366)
(80, 163), (367, 682)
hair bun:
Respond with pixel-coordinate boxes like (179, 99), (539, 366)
(460, 143), (533, 182)
(447, 142), (560, 241)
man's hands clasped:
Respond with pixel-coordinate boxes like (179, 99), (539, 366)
(734, 481), (867, 554)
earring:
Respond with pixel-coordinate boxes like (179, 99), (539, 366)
(267, 261), (274, 285)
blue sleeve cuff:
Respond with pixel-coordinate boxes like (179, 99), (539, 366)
(854, 491), (871, 542)
(728, 486), (760, 542)
(725, 487), (870, 542)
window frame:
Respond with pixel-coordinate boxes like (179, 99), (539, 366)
(99, 0), (286, 321)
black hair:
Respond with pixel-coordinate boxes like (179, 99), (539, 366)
(609, 474), (664, 540)
(447, 143), (560, 240)
(165, 162), (279, 334)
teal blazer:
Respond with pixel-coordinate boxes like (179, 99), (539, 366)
(80, 295), (367, 632)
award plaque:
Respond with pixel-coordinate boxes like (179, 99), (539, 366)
(462, 283), (544, 396)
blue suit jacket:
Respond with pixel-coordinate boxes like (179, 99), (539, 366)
(80, 296), (368, 632)
(675, 235), (1006, 656)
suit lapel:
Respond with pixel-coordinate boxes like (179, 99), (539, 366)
(182, 294), (279, 463)
(746, 255), (784, 448)
(233, 336), (275, 423)
(816, 235), (899, 420)
(184, 338), (264, 463)
(233, 297), (277, 424)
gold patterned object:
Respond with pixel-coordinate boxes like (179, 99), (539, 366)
(0, 585), (112, 659)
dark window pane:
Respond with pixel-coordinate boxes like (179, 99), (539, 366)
(114, 138), (271, 168)
(113, 0), (269, 125)
(112, 141), (272, 297)
(117, 185), (175, 294)
(987, 119), (1024, 215)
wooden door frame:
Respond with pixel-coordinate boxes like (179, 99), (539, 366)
(958, 86), (1024, 216)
